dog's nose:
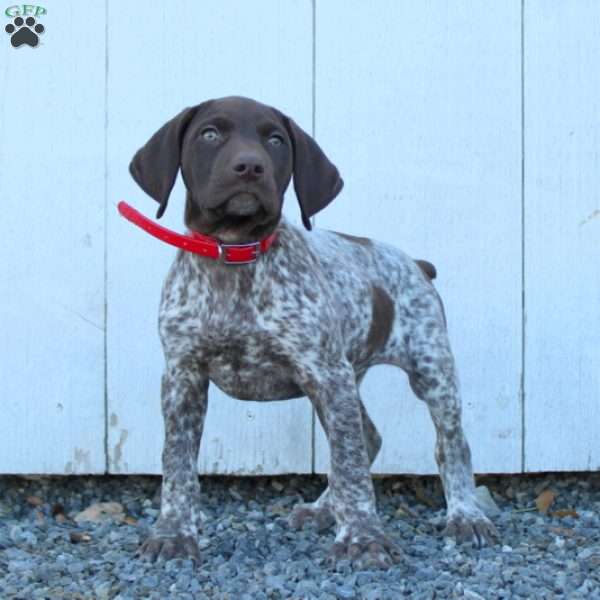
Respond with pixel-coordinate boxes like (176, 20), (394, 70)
(232, 153), (265, 182)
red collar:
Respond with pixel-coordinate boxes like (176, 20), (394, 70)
(117, 201), (277, 264)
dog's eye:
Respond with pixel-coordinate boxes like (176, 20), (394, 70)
(267, 133), (284, 147)
(201, 127), (220, 142)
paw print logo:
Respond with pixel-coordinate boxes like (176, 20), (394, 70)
(5, 16), (44, 48)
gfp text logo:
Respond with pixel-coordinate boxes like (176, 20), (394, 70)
(5, 5), (46, 47)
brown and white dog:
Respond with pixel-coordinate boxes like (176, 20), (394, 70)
(128, 96), (498, 569)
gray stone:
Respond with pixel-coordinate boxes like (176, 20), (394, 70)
(464, 590), (486, 600)
(1, 474), (600, 600)
(363, 587), (385, 600)
(141, 574), (159, 588)
(335, 584), (357, 599)
(67, 561), (85, 575)
(475, 485), (501, 517)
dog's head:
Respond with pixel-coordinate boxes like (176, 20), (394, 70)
(129, 96), (343, 243)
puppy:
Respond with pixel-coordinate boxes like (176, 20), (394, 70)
(128, 96), (497, 569)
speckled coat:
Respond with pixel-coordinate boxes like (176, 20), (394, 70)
(128, 96), (498, 569)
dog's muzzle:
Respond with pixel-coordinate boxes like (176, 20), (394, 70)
(226, 193), (261, 216)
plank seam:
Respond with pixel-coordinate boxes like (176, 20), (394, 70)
(520, 0), (527, 473)
(103, 0), (110, 475)
(310, 0), (317, 474)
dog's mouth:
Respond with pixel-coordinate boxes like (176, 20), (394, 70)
(225, 192), (262, 217)
(186, 191), (279, 244)
(220, 193), (270, 232)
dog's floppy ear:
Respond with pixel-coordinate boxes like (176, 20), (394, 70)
(129, 105), (200, 218)
(282, 116), (343, 230)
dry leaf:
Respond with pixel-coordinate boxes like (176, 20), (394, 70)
(535, 489), (556, 514)
(26, 495), (43, 506)
(550, 509), (579, 519)
(52, 503), (68, 523)
(74, 502), (125, 524)
(123, 515), (138, 526)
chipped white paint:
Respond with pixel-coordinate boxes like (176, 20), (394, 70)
(0, 1), (597, 474)
(108, 412), (129, 474)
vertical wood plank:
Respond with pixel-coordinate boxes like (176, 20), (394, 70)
(106, 0), (314, 474)
(524, 1), (600, 471)
(0, 1), (106, 473)
(314, 0), (522, 474)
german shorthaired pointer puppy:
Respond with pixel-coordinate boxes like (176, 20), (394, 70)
(127, 96), (498, 569)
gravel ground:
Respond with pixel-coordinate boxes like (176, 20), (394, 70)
(1, 473), (600, 599)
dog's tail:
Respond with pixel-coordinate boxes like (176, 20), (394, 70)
(415, 259), (437, 281)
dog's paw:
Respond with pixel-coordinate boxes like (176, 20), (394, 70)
(444, 506), (499, 548)
(288, 501), (335, 531)
(328, 520), (403, 570)
(137, 532), (201, 563)
(5, 16), (44, 48)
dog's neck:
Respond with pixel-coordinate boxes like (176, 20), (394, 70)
(184, 217), (293, 285)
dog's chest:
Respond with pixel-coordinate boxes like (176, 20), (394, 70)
(159, 258), (304, 401)
(197, 321), (304, 401)
(204, 329), (303, 400)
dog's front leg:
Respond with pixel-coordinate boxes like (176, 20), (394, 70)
(138, 360), (208, 562)
(305, 361), (402, 569)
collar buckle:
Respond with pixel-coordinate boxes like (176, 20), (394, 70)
(219, 240), (261, 264)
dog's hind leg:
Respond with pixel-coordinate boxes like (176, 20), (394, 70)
(289, 376), (381, 532)
(404, 307), (499, 547)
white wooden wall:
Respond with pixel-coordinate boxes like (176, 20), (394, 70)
(0, 1), (597, 475)
(523, 1), (600, 471)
